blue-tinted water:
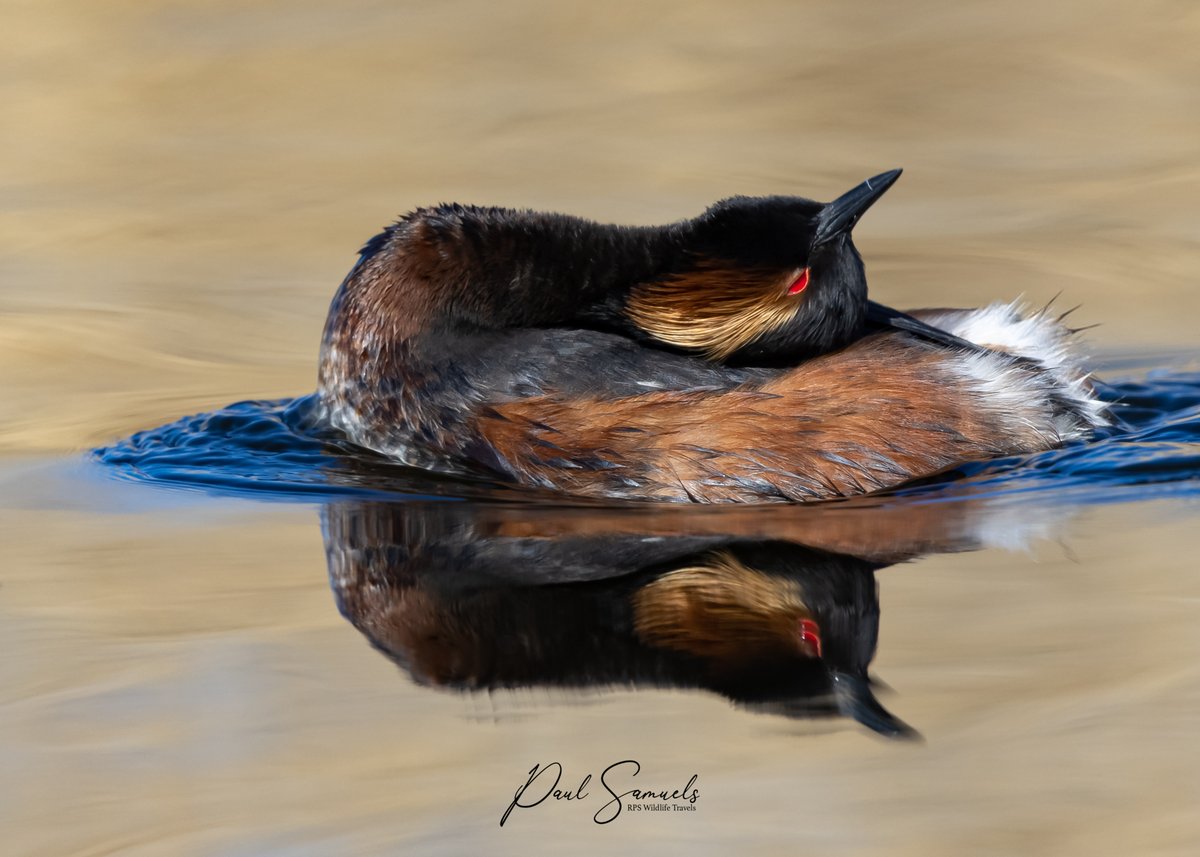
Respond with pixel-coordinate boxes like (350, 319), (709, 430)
(93, 371), (1200, 507)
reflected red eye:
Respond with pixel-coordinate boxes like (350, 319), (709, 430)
(799, 618), (822, 657)
(788, 268), (810, 295)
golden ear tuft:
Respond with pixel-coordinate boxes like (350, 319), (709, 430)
(626, 260), (801, 359)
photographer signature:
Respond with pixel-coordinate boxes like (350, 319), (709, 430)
(501, 760), (700, 826)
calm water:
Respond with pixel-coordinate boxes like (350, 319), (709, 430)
(5, 1), (1200, 854)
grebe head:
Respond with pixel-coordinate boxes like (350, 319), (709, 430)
(625, 169), (902, 364)
(322, 171), (905, 377)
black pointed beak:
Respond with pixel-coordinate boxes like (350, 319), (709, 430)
(813, 168), (903, 247)
(830, 670), (920, 740)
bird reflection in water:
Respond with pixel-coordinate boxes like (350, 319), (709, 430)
(322, 498), (1057, 739)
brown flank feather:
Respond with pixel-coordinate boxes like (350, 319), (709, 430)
(472, 334), (1036, 503)
(627, 259), (801, 358)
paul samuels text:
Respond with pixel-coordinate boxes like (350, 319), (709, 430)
(500, 761), (700, 826)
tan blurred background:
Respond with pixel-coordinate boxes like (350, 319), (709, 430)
(3, 0), (1198, 452)
(2, 3), (1200, 855)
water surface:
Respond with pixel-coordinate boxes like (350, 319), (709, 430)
(3, 1), (1200, 854)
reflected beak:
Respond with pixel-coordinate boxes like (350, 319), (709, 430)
(813, 168), (903, 247)
(830, 670), (920, 740)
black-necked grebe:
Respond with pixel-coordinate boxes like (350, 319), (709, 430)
(318, 171), (1107, 502)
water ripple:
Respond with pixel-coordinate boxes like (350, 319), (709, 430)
(93, 371), (1200, 506)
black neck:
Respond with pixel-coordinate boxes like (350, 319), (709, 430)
(390, 205), (695, 331)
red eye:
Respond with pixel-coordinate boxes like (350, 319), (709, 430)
(788, 268), (810, 295)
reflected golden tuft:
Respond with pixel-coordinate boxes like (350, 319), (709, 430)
(632, 551), (816, 662)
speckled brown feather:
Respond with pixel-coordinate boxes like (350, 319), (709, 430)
(470, 334), (1029, 503)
